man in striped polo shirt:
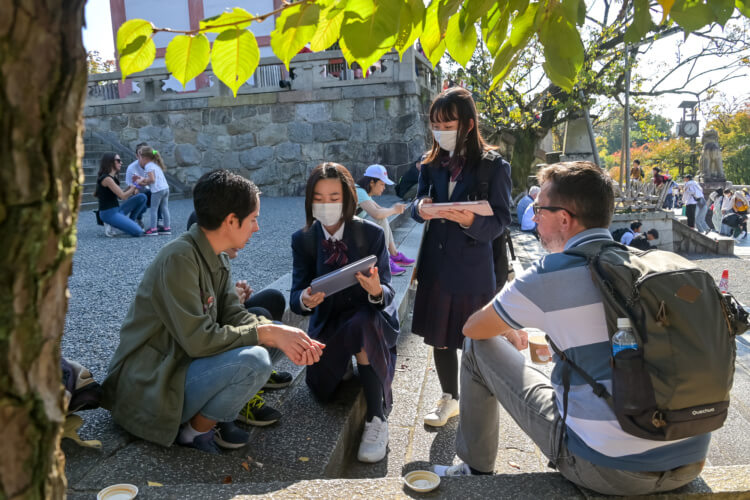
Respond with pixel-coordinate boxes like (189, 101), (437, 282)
(432, 162), (708, 496)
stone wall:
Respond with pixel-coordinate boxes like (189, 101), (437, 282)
(84, 72), (434, 196)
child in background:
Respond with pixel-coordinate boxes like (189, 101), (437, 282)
(137, 146), (171, 235)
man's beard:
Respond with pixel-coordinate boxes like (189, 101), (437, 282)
(539, 231), (565, 253)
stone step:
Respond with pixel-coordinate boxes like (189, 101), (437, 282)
(66, 465), (750, 499)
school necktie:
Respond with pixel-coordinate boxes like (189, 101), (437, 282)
(322, 238), (348, 267)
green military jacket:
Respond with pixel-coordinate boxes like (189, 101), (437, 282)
(101, 224), (271, 446)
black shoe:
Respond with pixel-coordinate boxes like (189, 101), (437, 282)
(214, 421), (249, 449)
(263, 370), (293, 389)
(179, 429), (220, 454)
(237, 391), (281, 426)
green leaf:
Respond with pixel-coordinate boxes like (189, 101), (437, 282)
(709, 0), (735, 26)
(117, 19), (153, 53)
(394, 0), (425, 60)
(445, 12), (477, 66)
(199, 7), (253, 33)
(538, 6), (583, 90)
(310, 5), (344, 52)
(119, 35), (156, 80)
(737, 0), (750, 18)
(624, 0), (655, 43)
(669, 0), (714, 33)
(340, 0), (401, 71)
(460, 0), (496, 32)
(577, 0), (586, 25)
(510, 2), (538, 46)
(427, 38), (447, 67)
(438, 0), (463, 32)
(482, 3), (510, 57)
(270, 2), (321, 70)
(420, 1), (444, 59)
(212, 29), (259, 97)
(165, 34), (211, 88)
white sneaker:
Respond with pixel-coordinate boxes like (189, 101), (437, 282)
(104, 223), (115, 237)
(423, 393), (459, 427)
(357, 416), (388, 463)
(433, 462), (473, 477)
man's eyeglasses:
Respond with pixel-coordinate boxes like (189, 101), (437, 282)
(532, 204), (576, 217)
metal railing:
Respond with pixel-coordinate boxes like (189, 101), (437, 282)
(85, 48), (438, 106)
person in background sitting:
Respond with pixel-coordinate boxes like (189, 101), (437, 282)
(629, 228), (659, 250)
(95, 153), (146, 237)
(356, 164), (415, 277)
(516, 186), (539, 225)
(620, 221), (642, 245)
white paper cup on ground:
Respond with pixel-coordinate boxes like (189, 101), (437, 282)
(97, 483), (138, 500)
(404, 470), (440, 493)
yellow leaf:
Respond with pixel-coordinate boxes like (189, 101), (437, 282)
(62, 415), (102, 449)
(147, 481), (163, 487)
(299, 456), (310, 462)
(241, 462), (250, 471)
(211, 29), (259, 97)
(656, 0), (675, 23)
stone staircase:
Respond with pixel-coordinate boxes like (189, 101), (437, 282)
(63, 215), (750, 499)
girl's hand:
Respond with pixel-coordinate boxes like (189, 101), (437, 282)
(438, 209), (475, 227)
(355, 266), (383, 297)
(506, 329), (529, 351)
(417, 198), (435, 220)
(235, 280), (252, 304)
(393, 203), (407, 215)
(301, 287), (325, 309)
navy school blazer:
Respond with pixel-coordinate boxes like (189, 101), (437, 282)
(410, 153), (512, 295)
(290, 219), (399, 343)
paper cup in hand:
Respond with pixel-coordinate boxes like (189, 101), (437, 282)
(529, 335), (551, 364)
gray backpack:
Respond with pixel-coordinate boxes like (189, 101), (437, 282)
(551, 241), (747, 441)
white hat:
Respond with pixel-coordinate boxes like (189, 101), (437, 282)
(364, 164), (394, 185)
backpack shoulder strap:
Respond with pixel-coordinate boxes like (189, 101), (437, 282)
(472, 151), (502, 201)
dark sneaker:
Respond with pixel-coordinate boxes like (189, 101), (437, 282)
(158, 226), (172, 235)
(237, 391), (281, 426)
(180, 429), (220, 454)
(263, 370), (293, 389)
(214, 421), (249, 449)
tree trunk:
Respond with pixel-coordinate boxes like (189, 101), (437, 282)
(509, 128), (543, 191)
(0, 1), (87, 498)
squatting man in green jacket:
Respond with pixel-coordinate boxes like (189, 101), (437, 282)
(102, 169), (325, 454)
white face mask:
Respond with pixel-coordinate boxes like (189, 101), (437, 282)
(312, 202), (343, 227)
(432, 129), (457, 153)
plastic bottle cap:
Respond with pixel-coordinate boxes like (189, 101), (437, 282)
(617, 317), (631, 328)
(721, 270), (729, 279)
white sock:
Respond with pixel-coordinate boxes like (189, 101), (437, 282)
(178, 422), (207, 444)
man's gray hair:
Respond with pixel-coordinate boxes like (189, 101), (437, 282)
(529, 186), (541, 197)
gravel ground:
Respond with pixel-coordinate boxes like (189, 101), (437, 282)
(680, 253), (750, 305)
(61, 196), (306, 377)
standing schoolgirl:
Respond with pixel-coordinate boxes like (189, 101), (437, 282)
(290, 162), (399, 463)
(411, 87), (511, 427)
(137, 146), (172, 235)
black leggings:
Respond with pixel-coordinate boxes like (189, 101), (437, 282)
(433, 347), (459, 400)
(245, 288), (286, 322)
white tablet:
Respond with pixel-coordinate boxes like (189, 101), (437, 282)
(310, 255), (378, 296)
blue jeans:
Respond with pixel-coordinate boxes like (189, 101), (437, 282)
(99, 193), (147, 236)
(149, 189), (171, 229)
(181, 346), (272, 423)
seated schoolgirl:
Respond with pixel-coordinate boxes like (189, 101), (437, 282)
(355, 164), (415, 276)
(95, 152), (147, 237)
(290, 162), (400, 463)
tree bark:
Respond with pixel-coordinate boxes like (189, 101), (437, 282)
(509, 128), (543, 191)
(0, 1), (87, 498)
